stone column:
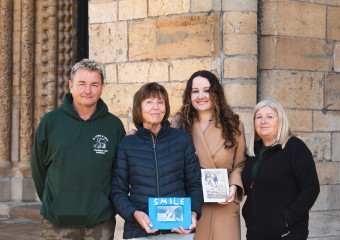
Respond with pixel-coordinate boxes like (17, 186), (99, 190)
(0, 0), (13, 176)
(19, 0), (35, 176)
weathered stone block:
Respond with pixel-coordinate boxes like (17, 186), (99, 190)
(118, 62), (169, 83)
(328, 185), (340, 211)
(327, 7), (340, 40)
(335, 43), (340, 72)
(261, 2), (326, 38)
(11, 178), (22, 201)
(286, 110), (312, 132)
(224, 57), (257, 79)
(170, 58), (220, 82)
(0, 178), (11, 201)
(129, 19), (154, 61)
(149, 0), (190, 16)
(296, 133), (331, 162)
(105, 64), (117, 84)
(191, 0), (221, 12)
(89, 2), (117, 24)
(309, 211), (340, 238)
(224, 34), (257, 55)
(312, 185), (327, 211)
(316, 162), (339, 184)
(22, 178), (37, 201)
(119, 0), (147, 20)
(89, 22), (128, 63)
(224, 84), (256, 108)
(314, 111), (340, 131)
(259, 37), (333, 71)
(259, 70), (324, 109)
(325, 73), (340, 110)
(223, 12), (257, 34)
(222, 0), (257, 11)
(156, 14), (220, 59)
(235, 110), (253, 136)
(332, 133), (340, 162)
(164, 82), (187, 115)
(102, 84), (143, 116)
(313, 185), (340, 211)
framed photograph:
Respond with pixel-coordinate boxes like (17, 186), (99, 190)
(148, 197), (191, 230)
(201, 169), (229, 202)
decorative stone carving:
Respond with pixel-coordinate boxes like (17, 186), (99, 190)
(40, 0), (57, 117)
(0, 0), (13, 173)
(57, 0), (74, 107)
(19, 0), (35, 173)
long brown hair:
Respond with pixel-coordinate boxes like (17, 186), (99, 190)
(175, 70), (240, 148)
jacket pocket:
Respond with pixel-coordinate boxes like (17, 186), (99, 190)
(49, 191), (112, 226)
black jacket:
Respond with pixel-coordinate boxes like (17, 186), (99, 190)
(110, 122), (203, 239)
(241, 137), (320, 240)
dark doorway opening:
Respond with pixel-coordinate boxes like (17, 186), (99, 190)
(76, 0), (89, 61)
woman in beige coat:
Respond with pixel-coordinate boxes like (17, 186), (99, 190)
(172, 70), (246, 240)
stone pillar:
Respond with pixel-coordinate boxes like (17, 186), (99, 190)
(19, 0), (35, 176)
(0, 0), (13, 175)
(57, 0), (74, 107)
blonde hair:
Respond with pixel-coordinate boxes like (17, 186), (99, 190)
(248, 99), (293, 157)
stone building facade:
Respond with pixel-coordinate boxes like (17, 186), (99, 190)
(0, 0), (339, 239)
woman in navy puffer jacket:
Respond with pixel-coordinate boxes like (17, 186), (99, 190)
(111, 82), (203, 239)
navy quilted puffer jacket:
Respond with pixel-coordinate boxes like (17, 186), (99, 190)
(110, 122), (203, 239)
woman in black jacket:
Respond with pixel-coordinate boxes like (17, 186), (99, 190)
(241, 99), (320, 240)
(111, 82), (203, 239)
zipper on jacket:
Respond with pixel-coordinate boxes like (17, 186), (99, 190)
(149, 131), (160, 197)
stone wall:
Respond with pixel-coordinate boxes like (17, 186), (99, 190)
(88, 0), (340, 239)
(88, 0), (257, 136)
(259, 0), (340, 239)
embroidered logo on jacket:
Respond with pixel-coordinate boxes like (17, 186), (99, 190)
(93, 135), (109, 155)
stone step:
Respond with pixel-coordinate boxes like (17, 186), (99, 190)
(9, 203), (42, 220)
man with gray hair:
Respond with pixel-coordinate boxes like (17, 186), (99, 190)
(31, 59), (125, 239)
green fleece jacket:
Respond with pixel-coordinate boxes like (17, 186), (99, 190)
(31, 93), (125, 227)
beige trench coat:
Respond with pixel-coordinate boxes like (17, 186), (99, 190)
(191, 119), (246, 240)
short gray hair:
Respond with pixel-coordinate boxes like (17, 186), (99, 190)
(248, 99), (293, 157)
(70, 59), (105, 84)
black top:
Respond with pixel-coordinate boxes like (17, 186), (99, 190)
(242, 137), (320, 240)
